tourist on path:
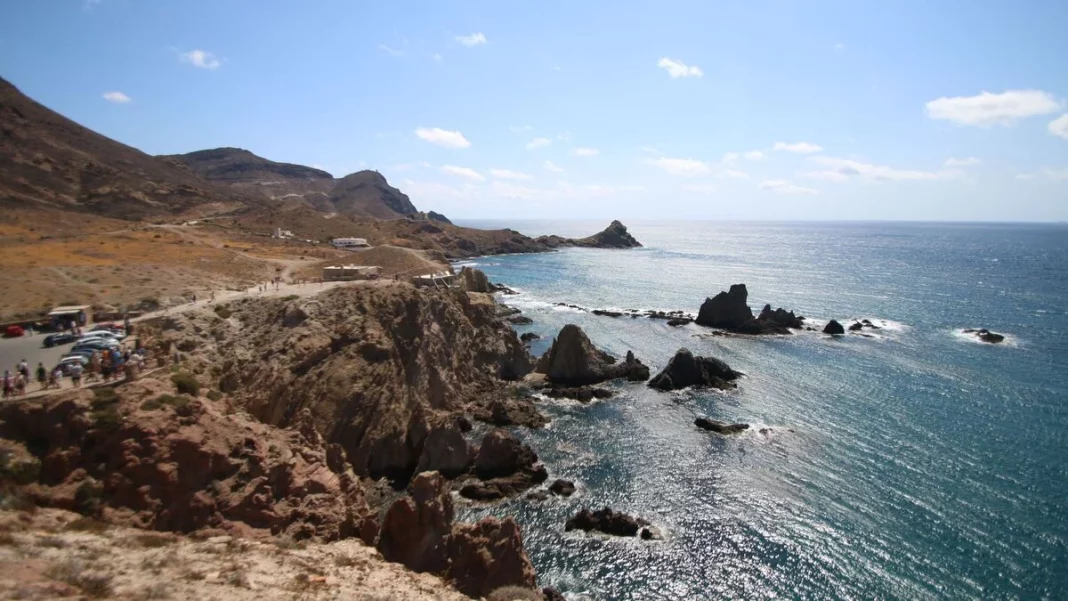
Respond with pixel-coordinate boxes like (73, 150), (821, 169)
(69, 363), (83, 387)
(2, 370), (11, 399)
(35, 363), (46, 389)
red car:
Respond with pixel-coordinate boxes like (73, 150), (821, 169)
(3, 325), (25, 338)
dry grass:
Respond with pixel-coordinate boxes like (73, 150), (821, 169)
(45, 558), (115, 598)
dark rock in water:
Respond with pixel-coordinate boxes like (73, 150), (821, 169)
(861, 319), (879, 329)
(565, 507), (649, 537)
(640, 527), (662, 540)
(666, 318), (691, 327)
(549, 479), (576, 497)
(497, 305), (522, 318)
(543, 386), (613, 403)
(542, 587), (567, 601)
(456, 416), (473, 432)
(592, 309), (624, 318)
(491, 282), (520, 295)
(526, 490), (550, 502)
(473, 398), (549, 429)
(648, 348), (741, 391)
(519, 332), (541, 343)
(695, 417), (749, 434)
(534, 324), (649, 385)
(565, 220), (643, 249)
(848, 322), (863, 331)
(974, 329), (1005, 343)
(462, 431), (549, 501)
(695, 284), (754, 330)
(427, 210), (452, 224)
(757, 304), (804, 329)
(507, 315), (534, 325)
(823, 320), (845, 335)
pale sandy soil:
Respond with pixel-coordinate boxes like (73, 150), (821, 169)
(0, 508), (472, 600)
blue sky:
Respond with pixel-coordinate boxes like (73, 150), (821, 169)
(2, 0), (1067, 221)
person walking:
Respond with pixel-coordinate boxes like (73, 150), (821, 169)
(2, 370), (11, 399)
(69, 362), (83, 387)
(17, 359), (29, 381)
(13, 373), (25, 396)
(47, 367), (60, 390)
(35, 362), (46, 390)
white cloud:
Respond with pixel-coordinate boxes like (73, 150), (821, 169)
(1049, 114), (1068, 140)
(807, 156), (958, 182)
(773, 141), (823, 154)
(556, 131), (572, 142)
(721, 152), (740, 165)
(944, 157), (981, 167)
(431, 53), (443, 62)
(415, 127), (471, 149)
(378, 44), (404, 57)
(717, 169), (749, 179)
(102, 91), (131, 104)
(647, 157), (711, 177)
(760, 180), (818, 195)
(440, 165), (484, 181)
(573, 147), (600, 157)
(1016, 168), (1068, 181)
(542, 160), (564, 173)
(925, 89), (1061, 127)
(657, 57), (703, 78)
(490, 168), (532, 180)
(509, 125), (533, 133)
(526, 137), (551, 150)
(179, 49), (221, 70)
(455, 33), (487, 47)
(744, 150), (765, 161)
(402, 179), (468, 201)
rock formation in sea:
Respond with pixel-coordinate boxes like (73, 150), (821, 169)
(533, 325), (649, 385)
(535, 220), (643, 249)
(459, 429), (549, 501)
(458, 266), (493, 293)
(694, 417), (750, 434)
(565, 507), (655, 539)
(963, 328), (1005, 343)
(694, 284), (804, 334)
(648, 348), (742, 391)
(823, 319), (845, 335)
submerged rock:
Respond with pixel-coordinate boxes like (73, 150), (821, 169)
(506, 315), (534, 325)
(565, 507), (649, 537)
(694, 417), (750, 434)
(848, 322), (863, 331)
(964, 328), (1005, 343)
(823, 320), (845, 335)
(534, 325), (649, 385)
(519, 332), (540, 343)
(648, 348), (741, 391)
(666, 318), (691, 327)
(549, 479), (576, 497)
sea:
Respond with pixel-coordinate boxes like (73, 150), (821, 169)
(451, 220), (1068, 601)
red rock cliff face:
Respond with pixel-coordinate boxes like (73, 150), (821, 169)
(149, 284), (532, 483)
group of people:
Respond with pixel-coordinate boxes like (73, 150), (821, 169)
(1, 346), (149, 398)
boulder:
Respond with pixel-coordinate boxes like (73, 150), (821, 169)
(549, 479), (576, 497)
(542, 386), (613, 403)
(823, 320), (845, 335)
(459, 267), (493, 293)
(694, 417), (749, 434)
(474, 429), (538, 480)
(965, 328), (1005, 343)
(474, 398), (549, 429)
(666, 318), (691, 327)
(519, 332), (540, 343)
(565, 507), (649, 537)
(756, 304), (803, 329)
(506, 315), (534, 325)
(848, 322), (863, 331)
(534, 325), (649, 385)
(415, 424), (474, 478)
(378, 472), (454, 574)
(695, 284), (754, 330)
(592, 309), (623, 318)
(543, 587), (567, 601)
(648, 348), (741, 391)
(446, 517), (537, 597)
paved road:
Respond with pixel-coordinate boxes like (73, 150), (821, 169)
(0, 333), (75, 392)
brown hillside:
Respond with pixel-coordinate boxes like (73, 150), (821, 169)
(0, 77), (242, 220)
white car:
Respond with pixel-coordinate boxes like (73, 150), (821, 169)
(79, 330), (124, 342)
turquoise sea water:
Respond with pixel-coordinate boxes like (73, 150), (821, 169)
(453, 221), (1068, 601)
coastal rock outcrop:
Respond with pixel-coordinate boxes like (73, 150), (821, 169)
(459, 266), (493, 293)
(460, 429), (548, 501)
(534, 325), (649, 385)
(549, 479), (576, 497)
(823, 320), (845, 335)
(535, 220), (643, 249)
(694, 417), (750, 434)
(472, 398), (549, 429)
(963, 328), (1005, 343)
(695, 285), (803, 334)
(378, 471), (537, 597)
(565, 507), (650, 538)
(414, 423), (475, 478)
(648, 348), (742, 391)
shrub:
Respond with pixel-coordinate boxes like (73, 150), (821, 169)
(206, 390), (223, 402)
(90, 387), (118, 409)
(65, 517), (109, 533)
(73, 481), (104, 516)
(171, 372), (200, 396)
(90, 405), (122, 431)
(141, 394), (190, 411)
(46, 559), (114, 598)
(133, 533), (174, 548)
(213, 304), (233, 319)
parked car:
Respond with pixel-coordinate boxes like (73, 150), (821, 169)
(3, 325), (25, 338)
(44, 332), (78, 347)
(79, 330), (124, 342)
(55, 355), (89, 375)
(72, 339), (119, 354)
(64, 348), (98, 359)
(91, 324), (125, 334)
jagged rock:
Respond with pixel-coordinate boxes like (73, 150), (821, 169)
(694, 417), (749, 434)
(427, 210), (452, 224)
(519, 332), (540, 343)
(695, 284), (754, 330)
(459, 267), (493, 293)
(497, 306), (522, 318)
(592, 309), (623, 317)
(474, 429), (538, 479)
(756, 304), (803, 329)
(666, 318), (691, 327)
(565, 507), (649, 537)
(537, 220), (642, 249)
(848, 322), (863, 331)
(823, 320), (845, 335)
(861, 319), (880, 329)
(525, 490), (550, 502)
(534, 325), (648, 385)
(415, 424), (474, 478)
(543, 587), (567, 601)
(506, 315), (534, 325)
(378, 472), (454, 573)
(491, 283), (519, 295)
(473, 398), (549, 429)
(964, 328), (1004, 343)
(446, 517), (537, 597)
(648, 348), (741, 391)
(549, 479), (576, 497)
(542, 386), (613, 403)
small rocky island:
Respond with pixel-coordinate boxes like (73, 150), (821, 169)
(695, 284), (804, 334)
(963, 328), (1006, 344)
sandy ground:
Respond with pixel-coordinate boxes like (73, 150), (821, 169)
(0, 508), (471, 601)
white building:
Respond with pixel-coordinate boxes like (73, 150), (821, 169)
(331, 237), (370, 249)
(273, 228), (294, 239)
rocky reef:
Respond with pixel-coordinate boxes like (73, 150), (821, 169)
(695, 284), (804, 334)
(533, 324), (649, 386)
(648, 348), (742, 391)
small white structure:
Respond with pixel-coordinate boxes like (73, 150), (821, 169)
(322, 265), (381, 282)
(331, 237), (370, 249)
(273, 228), (294, 239)
(411, 271), (456, 288)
